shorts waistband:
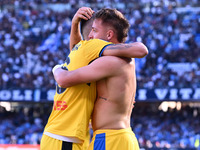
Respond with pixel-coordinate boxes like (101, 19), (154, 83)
(93, 127), (134, 138)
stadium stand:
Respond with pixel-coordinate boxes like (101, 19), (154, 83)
(0, 103), (199, 149)
(0, 0), (200, 149)
(0, 0), (199, 89)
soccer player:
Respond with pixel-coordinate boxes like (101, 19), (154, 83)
(41, 7), (147, 150)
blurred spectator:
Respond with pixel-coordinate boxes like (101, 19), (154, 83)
(0, 1), (199, 149)
(131, 104), (200, 149)
(0, 0), (199, 90)
(0, 1), (200, 147)
(0, 103), (199, 149)
(0, 104), (52, 144)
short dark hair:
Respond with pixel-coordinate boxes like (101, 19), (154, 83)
(94, 8), (130, 43)
(80, 17), (94, 40)
(80, 19), (87, 35)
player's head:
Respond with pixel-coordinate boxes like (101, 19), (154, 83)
(88, 8), (130, 43)
(80, 18), (94, 40)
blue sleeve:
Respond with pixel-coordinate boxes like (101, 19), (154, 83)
(99, 44), (114, 57)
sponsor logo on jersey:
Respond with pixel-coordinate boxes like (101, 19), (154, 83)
(54, 100), (68, 110)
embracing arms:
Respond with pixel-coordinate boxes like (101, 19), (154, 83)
(53, 56), (121, 88)
(69, 7), (148, 58)
(103, 42), (148, 58)
(53, 42), (148, 87)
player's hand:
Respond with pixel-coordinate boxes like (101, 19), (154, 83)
(72, 7), (94, 24)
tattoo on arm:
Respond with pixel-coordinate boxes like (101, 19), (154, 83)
(106, 44), (132, 50)
(99, 96), (107, 101)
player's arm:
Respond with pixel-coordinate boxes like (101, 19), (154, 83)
(103, 42), (148, 58)
(53, 56), (120, 88)
(70, 7), (94, 51)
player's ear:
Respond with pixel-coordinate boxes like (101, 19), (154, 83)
(107, 30), (114, 41)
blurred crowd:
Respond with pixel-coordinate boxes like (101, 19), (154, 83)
(0, 104), (52, 144)
(0, 1), (200, 149)
(132, 104), (200, 149)
(0, 103), (199, 149)
(0, 0), (200, 89)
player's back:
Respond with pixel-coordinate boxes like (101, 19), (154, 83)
(92, 56), (136, 131)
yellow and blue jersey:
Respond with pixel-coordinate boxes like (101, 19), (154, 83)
(44, 39), (112, 141)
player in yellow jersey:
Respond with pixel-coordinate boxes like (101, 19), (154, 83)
(41, 7), (148, 150)
(53, 8), (148, 150)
